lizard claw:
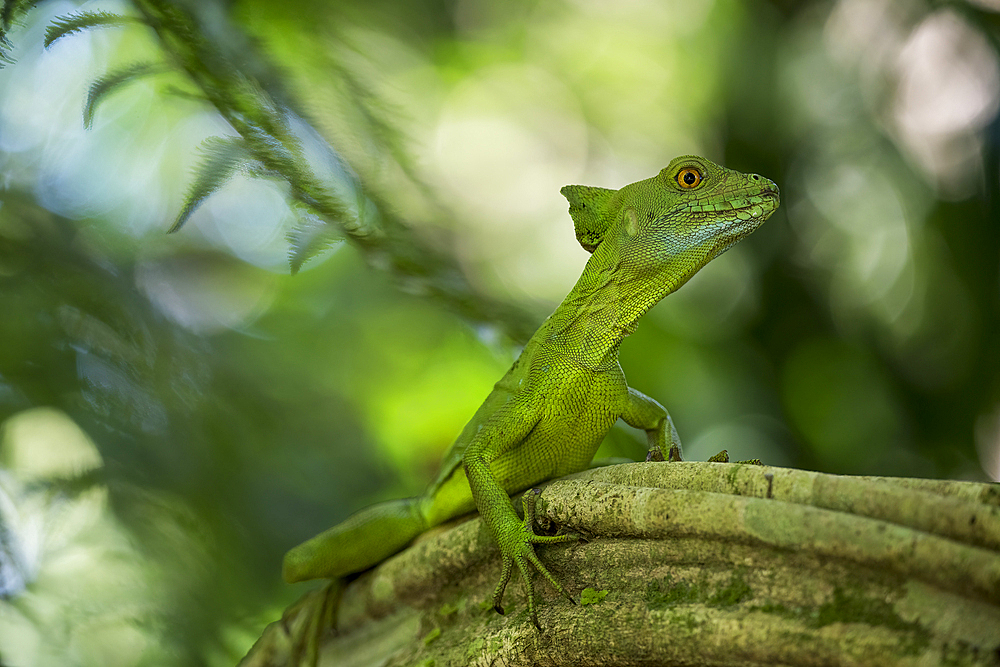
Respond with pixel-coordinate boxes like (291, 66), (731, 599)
(646, 443), (683, 462)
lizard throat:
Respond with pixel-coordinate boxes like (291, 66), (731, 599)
(538, 272), (675, 370)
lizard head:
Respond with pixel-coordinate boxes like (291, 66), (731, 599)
(562, 155), (779, 295)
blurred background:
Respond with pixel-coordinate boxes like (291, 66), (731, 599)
(0, 0), (997, 664)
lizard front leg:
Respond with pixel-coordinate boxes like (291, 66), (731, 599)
(621, 387), (683, 462)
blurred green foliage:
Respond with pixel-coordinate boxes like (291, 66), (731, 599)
(0, 0), (998, 664)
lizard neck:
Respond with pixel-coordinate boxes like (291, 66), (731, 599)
(536, 255), (682, 371)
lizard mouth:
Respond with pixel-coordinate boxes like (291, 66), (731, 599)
(731, 188), (779, 217)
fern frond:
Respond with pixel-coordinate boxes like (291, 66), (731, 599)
(84, 61), (165, 129)
(162, 85), (208, 103)
(169, 136), (262, 234)
(0, 39), (13, 66)
(1, 0), (41, 65)
(242, 122), (301, 178)
(1, 0), (36, 31)
(44, 10), (136, 48)
(287, 208), (344, 274)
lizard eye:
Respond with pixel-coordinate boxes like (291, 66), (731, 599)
(676, 167), (703, 189)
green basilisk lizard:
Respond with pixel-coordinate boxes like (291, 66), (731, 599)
(282, 155), (779, 634)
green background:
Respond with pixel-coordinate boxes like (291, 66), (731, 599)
(0, 0), (997, 664)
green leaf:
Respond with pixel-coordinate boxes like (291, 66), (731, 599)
(44, 10), (136, 49)
(421, 627), (441, 646)
(170, 136), (261, 234)
(286, 207), (343, 274)
(84, 61), (165, 129)
(580, 588), (609, 605)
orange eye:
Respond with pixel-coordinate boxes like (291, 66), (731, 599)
(676, 167), (703, 189)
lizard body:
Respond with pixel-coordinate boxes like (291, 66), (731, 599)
(282, 155), (779, 627)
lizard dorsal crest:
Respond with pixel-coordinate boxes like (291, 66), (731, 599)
(559, 185), (617, 253)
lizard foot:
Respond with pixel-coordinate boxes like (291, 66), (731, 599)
(280, 580), (342, 667)
(491, 489), (577, 630)
(708, 450), (763, 465)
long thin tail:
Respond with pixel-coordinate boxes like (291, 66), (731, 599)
(283, 497), (425, 583)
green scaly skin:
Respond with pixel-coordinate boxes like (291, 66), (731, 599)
(282, 155), (780, 632)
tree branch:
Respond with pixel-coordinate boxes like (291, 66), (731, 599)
(244, 462), (1000, 666)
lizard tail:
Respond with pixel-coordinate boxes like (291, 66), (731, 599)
(282, 497), (426, 583)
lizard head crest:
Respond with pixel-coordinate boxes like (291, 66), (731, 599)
(559, 184), (618, 253)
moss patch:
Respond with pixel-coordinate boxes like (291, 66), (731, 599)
(464, 636), (487, 661)
(647, 570), (754, 609)
(708, 573), (754, 607)
(815, 587), (922, 634)
(647, 577), (707, 608)
(753, 588), (930, 655)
